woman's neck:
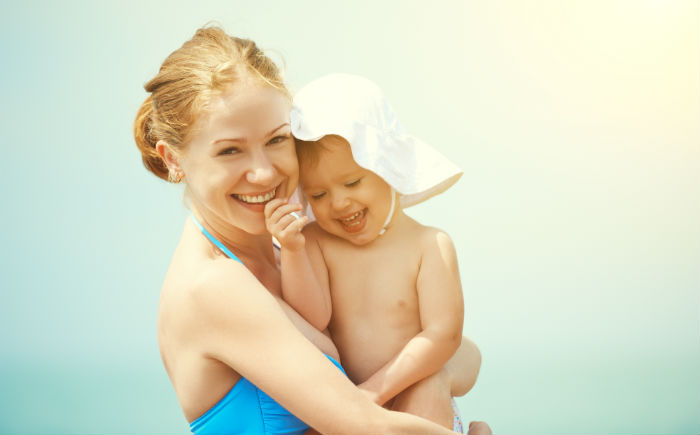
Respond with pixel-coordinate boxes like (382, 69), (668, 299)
(189, 205), (276, 265)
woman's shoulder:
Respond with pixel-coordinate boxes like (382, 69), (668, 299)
(163, 230), (242, 291)
(159, 251), (279, 370)
(165, 256), (258, 312)
(159, 229), (265, 329)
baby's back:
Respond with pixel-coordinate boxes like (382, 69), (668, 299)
(311, 216), (430, 384)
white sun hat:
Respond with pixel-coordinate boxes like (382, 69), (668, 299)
(290, 73), (463, 208)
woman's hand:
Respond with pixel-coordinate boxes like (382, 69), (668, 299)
(264, 199), (310, 252)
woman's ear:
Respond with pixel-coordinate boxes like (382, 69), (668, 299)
(156, 140), (185, 183)
(156, 140), (180, 170)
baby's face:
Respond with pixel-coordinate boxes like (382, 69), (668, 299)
(299, 139), (393, 245)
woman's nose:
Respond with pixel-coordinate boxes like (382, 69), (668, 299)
(245, 151), (275, 185)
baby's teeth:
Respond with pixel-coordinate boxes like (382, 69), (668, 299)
(343, 211), (361, 221)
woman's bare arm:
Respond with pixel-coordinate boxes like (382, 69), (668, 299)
(184, 260), (459, 435)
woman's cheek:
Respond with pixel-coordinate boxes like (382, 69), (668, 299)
(284, 155), (300, 194)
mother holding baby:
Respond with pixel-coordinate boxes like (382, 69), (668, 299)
(134, 26), (489, 435)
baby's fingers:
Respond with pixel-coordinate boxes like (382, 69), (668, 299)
(269, 203), (303, 224)
(278, 216), (309, 238)
(288, 215), (309, 234)
(264, 199), (287, 220)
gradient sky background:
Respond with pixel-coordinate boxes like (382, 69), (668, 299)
(1, 1), (698, 434)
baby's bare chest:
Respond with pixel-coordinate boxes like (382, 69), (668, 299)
(324, 243), (422, 318)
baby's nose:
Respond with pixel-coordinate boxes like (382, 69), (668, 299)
(331, 194), (351, 211)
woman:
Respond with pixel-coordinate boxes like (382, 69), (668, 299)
(134, 26), (485, 435)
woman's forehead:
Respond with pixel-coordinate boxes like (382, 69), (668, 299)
(195, 85), (291, 141)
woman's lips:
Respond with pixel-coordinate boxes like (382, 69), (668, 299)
(231, 186), (278, 212)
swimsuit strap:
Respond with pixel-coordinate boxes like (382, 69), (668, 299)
(190, 214), (243, 264)
(378, 187), (397, 236)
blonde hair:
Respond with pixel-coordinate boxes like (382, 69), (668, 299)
(134, 26), (289, 181)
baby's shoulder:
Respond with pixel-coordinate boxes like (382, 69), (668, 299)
(406, 224), (460, 278)
(301, 221), (342, 247)
(301, 220), (326, 239)
(408, 221), (455, 249)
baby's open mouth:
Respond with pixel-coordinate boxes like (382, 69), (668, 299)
(338, 208), (366, 227)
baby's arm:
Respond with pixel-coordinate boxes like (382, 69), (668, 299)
(264, 199), (332, 331)
(359, 229), (464, 405)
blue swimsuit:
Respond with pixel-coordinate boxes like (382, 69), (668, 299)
(189, 216), (345, 435)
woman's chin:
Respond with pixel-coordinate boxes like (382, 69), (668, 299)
(238, 217), (270, 236)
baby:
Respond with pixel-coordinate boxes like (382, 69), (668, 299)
(265, 74), (490, 434)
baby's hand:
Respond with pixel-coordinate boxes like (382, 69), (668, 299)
(264, 199), (309, 252)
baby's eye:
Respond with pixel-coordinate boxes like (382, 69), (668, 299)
(345, 178), (362, 187)
(310, 192), (326, 200)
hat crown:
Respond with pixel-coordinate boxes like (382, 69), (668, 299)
(291, 73), (463, 208)
(292, 73), (402, 139)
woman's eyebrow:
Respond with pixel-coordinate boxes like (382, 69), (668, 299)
(211, 137), (244, 146)
(210, 123), (289, 146)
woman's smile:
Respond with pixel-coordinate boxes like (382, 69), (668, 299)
(232, 186), (279, 211)
(177, 82), (298, 235)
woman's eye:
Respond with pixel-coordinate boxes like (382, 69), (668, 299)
(218, 147), (240, 156)
(345, 178), (362, 187)
(310, 192), (326, 200)
(268, 135), (290, 146)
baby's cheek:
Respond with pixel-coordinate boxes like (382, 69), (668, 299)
(309, 205), (325, 223)
(315, 213), (336, 234)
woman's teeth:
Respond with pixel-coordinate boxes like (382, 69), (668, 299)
(234, 188), (276, 204)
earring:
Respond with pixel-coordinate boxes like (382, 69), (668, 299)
(168, 169), (185, 183)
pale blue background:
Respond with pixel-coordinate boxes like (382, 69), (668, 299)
(1, 1), (698, 434)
